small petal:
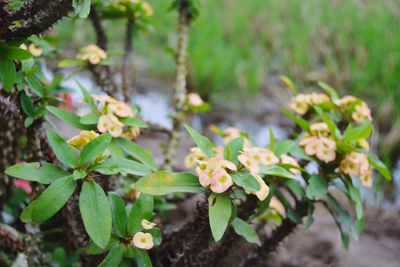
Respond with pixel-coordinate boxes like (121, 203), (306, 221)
(132, 232), (154, 250)
(141, 219), (156, 230)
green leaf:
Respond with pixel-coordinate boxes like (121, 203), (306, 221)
(98, 244), (125, 267)
(79, 134), (112, 166)
(259, 165), (298, 180)
(224, 137), (244, 164)
(47, 130), (78, 168)
(5, 162), (70, 184)
(79, 181), (112, 249)
(366, 152), (391, 180)
(7, 47), (32, 60)
(24, 116), (34, 127)
(108, 192), (128, 237)
(116, 138), (157, 171)
(85, 237), (119, 255)
(20, 93), (35, 116)
(0, 57), (16, 92)
(108, 139), (125, 158)
(184, 124), (214, 157)
(306, 175), (328, 200)
(80, 113), (99, 125)
(73, 169), (87, 180)
(231, 218), (261, 245)
(314, 106), (341, 140)
(76, 80), (97, 114)
(91, 158), (151, 176)
(342, 122), (372, 143)
(26, 74), (44, 97)
(20, 200), (36, 223)
(136, 171), (203, 195)
(317, 81), (339, 101)
(269, 128), (276, 150)
(274, 140), (295, 156)
(209, 192), (232, 241)
(149, 228), (162, 245)
(132, 248), (152, 267)
(32, 176), (77, 222)
(305, 201), (315, 230)
(78, 0), (91, 18)
(231, 172), (260, 192)
(47, 106), (95, 130)
(282, 109), (310, 131)
(119, 117), (148, 128)
(58, 59), (85, 68)
(127, 193), (154, 233)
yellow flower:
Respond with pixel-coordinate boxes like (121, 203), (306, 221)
(310, 122), (330, 137)
(121, 126), (140, 141)
(195, 157), (236, 192)
(339, 152), (372, 187)
(68, 130), (99, 150)
(358, 139), (370, 151)
(238, 146), (279, 174)
(185, 147), (207, 168)
(289, 94), (309, 115)
(141, 219), (156, 230)
(132, 232), (154, 250)
(334, 95), (357, 109)
(108, 101), (134, 118)
(77, 45), (107, 65)
(97, 114), (124, 137)
(28, 44), (43, 57)
(352, 102), (372, 124)
(299, 136), (336, 163)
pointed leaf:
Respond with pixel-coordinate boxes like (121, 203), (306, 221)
(98, 244), (125, 267)
(79, 134), (111, 166)
(209, 192), (232, 241)
(135, 171), (203, 195)
(116, 138), (157, 171)
(32, 176), (76, 222)
(79, 181), (112, 249)
(47, 130), (78, 168)
(108, 192), (128, 237)
(184, 124), (214, 157)
(0, 57), (16, 92)
(231, 218), (261, 245)
(5, 162), (70, 184)
(47, 106), (94, 130)
(231, 172), (260, 192)
(91, 158), (151, 176)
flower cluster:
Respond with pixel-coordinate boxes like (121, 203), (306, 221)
(76, 45), (107, 65)
(184, 146), (223, 169)
(289, 93), (330, 115)
(238, 146), (279, 174)
(196, 157), (237, 193)
(299, 122), (337, 163)
(131, 219), (156, 250)
(339, 152), (373, 187)
(334, 96), (372, 124)
(92, 95), (140, 138)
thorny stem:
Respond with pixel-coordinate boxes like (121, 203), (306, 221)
(122, 16), (135, 102)
(242, 200), (309, 267)
(163, 1), (192, 170)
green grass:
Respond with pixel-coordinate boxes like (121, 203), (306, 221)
(54, 0), (400, 115)
(136, 0), (400, 110)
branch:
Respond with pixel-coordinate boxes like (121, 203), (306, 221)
(122, 16), (134, 102)
(242, 200), (309, 267)
(89, 5), (108, 50)
(1, 0), (74, 40)
(163, 2), (192, 169)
